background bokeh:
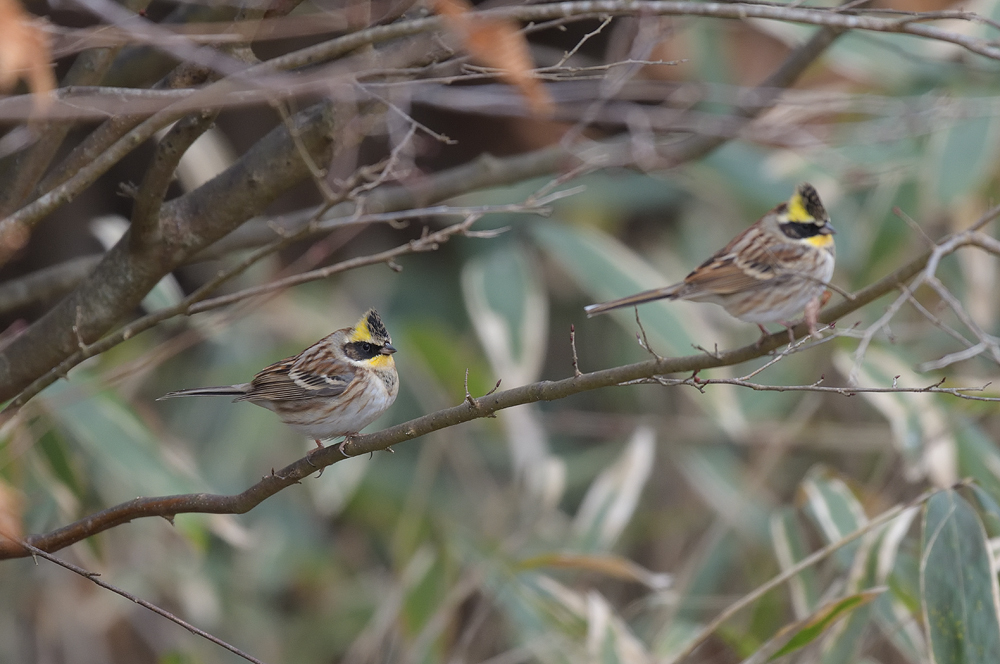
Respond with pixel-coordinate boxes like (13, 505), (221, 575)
(2, 0), (1000, 662)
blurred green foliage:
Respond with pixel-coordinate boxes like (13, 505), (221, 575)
(3, 7), (1000, 664)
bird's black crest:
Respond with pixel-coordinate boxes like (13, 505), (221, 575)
(366, 309), (390, 343)
(797, 183), (828, 222)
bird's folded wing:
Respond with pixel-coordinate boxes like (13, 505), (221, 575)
(240, 357), (353, 401)
(683, 244), (807, 296)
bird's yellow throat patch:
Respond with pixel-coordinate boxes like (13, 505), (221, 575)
(367, 355), (395, 369)
(804, 234), (834, 248)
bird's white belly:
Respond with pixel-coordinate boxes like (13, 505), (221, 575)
(727, 251), (835, 324)
(263, 376), (398, 440)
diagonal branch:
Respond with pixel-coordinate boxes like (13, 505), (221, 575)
(16, 540), (268, 664)
(0, 219), (987, 560)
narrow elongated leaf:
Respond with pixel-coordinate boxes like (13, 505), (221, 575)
(875, 507), (918, 584)
(573, 425), (655, 551)
(874, 594), (926, 664)
(770, 507), (820, 618)
(955, 419), (1000, 508)
(832, 349), (956, 486)
(921, 490), (1000, 663)
(768, 589), (886, 661)
(927, 115), (1000, 205)
(462, 244), (562, 503)
(800, 465), (867, 569)
(516, 552), (671, 590)
(969, 483), (1000, 537)
(679, 447), (770, 542)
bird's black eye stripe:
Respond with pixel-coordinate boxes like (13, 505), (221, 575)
(344, 341), (381, 360)
(780, 221), (826, 239)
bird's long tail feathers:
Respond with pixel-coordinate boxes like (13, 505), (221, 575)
(157, 385), (248, 400)
(584, 286), (680, 317)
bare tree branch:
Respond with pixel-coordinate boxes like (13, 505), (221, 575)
(0, 221), (988, 560)
(129, 109), (218, 244)
(0, 2), (839, 408)
(0, 256), (101, 314)
(0, 101), (338, 401)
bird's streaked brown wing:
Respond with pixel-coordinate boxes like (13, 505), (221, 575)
(237, 348), (355, 402)
(677, 228), (811, 297)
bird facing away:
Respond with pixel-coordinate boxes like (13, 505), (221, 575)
(159, 309), (399, 455)
(584, 183), (836, 337)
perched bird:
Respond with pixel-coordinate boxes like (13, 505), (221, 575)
(159, 309), (398, 456)
(585, 183), (836, 337)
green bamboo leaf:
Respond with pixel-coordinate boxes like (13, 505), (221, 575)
(832, 348), (956, 485)
(573, 425), (655, 552)
(921, 490), (1000, 663)
(955, 419), (1000, 509)
(968, 483), (1000, 537)
(679, 448), (771, 542)
(461, 243), (562, 505)
(461, 243), (548, 384)
(800, 465), (868, 569)
(768, 589), (886, 661)
(927, 115), (1000, 206)
(44, 383), (204, 501)
(874, 594), (926, 663)
(769, 507), (820, 618)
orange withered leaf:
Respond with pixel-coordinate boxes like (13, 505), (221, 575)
(0, 0), (55, 111)
(433, 0), (554, 116)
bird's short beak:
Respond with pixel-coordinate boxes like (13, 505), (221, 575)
(381, 344), (397, 355)
(820, 222), (836, 235)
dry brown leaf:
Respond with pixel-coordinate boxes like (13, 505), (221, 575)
(0, 0), (55, 111)
(433, 0), (554, 116)
(0, 478), (24, 544)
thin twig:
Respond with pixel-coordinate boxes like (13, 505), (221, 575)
(554, 16), (613, 68)
(18, 541), (268, 664)
(634, 307), (663, 361)
(637, 375), (999, 402)
(570, 324), (582, 378)
(849, 211), (1000, 383)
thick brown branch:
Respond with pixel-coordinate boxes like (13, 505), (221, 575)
(0, 256), (102, 314)
(130, 109), (218, 244)
(0, 236), (960, 560)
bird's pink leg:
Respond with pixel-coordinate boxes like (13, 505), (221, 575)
(306, 439), (326, 476)
(804, 296), (821, 338)
(755, 324), (770, 348)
